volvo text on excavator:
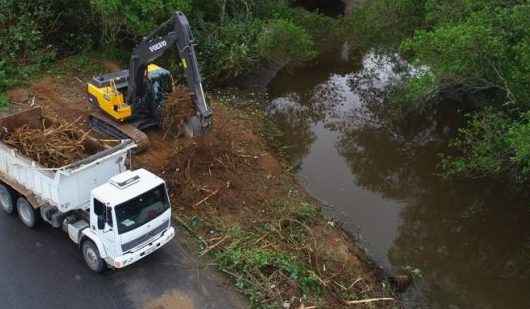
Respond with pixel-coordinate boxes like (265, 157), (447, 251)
(87, 11), (212, 151)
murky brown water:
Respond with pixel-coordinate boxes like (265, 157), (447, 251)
(267, 47), (530, 308)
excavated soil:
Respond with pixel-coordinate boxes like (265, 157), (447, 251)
(7, 76), (92, 130)
(7, 63), (394, 308)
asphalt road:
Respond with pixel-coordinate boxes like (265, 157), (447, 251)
(0, 212), (246, 309)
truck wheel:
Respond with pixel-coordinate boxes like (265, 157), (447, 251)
(0, 185), (14, 215)
(16, 197), (37, 228)
(82, 240), (105, 273)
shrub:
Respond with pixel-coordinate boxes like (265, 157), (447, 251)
(346, 0), (530, 182)
(401, 4), (530, 105)
(195, 19), (263, 82)
(256, 18), (316, 64)
(507, 113), (530, 175)
(0, 0), (335, 86)
(441, 110), (512, 178)
(90, 0), (192, 44)
(0, 93), (8, 109)
(339, 0), (427, 49)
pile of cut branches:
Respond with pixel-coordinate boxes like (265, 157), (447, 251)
(3, 118), (92, 168)
(161, 86), (196, 139)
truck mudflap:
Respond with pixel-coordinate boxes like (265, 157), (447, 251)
(107, 226), (175, 269)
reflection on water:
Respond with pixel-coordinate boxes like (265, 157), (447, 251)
(267, 48), (530, 308)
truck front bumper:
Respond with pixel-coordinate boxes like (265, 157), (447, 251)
(107, 226), (175, 269)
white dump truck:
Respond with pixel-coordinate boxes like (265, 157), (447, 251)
(0, 108), (175, 272)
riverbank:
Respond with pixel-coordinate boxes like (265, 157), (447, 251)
(6, 56), (396, 308)
(263, 41), (530, 308)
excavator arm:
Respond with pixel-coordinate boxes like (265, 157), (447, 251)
(127, 11), (212, 134)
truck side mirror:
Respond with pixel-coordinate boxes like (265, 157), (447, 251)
(97, 215), (105, 230)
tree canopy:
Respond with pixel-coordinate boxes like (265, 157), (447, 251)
(343, 0), (530, 182)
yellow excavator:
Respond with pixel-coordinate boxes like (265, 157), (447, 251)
(87, 11), (212, 151)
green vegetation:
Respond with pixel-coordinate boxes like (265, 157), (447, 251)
(0, 0), (338, 102)
(179, 194), (388, 308)
(440, 109), (512, 178)
(214, 225), (322, 307)
(191, 197), (327, 307)
(3, 0), (528, 183)
(344, 0), (530, 182)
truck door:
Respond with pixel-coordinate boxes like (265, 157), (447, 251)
(93, 199), (118, 257)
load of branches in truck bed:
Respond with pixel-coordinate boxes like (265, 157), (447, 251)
(2, 117), (94, 168)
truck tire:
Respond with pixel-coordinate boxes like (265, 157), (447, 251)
(16, 197), (37, 228)
(82, 240), (106, 273)
(0, 185), (14, 215)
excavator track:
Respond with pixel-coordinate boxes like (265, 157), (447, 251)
(88, 110), (150, 153)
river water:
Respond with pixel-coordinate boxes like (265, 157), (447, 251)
(266, 46), (530, 308)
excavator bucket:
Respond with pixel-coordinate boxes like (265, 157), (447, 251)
(182, 115), (206, 138)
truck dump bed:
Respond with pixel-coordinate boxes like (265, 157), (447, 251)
(0, 108), (136, 212)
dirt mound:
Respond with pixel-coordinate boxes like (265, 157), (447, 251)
(2, 118), (94, 168)
(164, 103), (264, 209)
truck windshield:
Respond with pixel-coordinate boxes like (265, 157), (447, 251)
(115, 184), (169, 234)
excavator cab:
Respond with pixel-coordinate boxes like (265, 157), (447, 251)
(87, 64), (172, 124)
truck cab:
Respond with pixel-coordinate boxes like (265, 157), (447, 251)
(79, 169), (175, 272)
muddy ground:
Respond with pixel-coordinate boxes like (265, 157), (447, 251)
(6, 58), (397, 308)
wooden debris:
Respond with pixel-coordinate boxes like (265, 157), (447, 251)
(200, 235), (229, 256)
(345, 297), (394, 305)
(192, 188), (220, 208)
(2, 118), (93, 168)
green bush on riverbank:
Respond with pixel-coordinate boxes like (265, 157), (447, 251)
(344, 0), (530, 182)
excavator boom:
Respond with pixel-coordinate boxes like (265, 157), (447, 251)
(128, 11), (212, 134)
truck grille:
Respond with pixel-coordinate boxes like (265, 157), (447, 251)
(121, 219), (169, 252)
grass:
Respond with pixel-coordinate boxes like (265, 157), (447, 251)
(215, 242), (322, 308)
(5, 50), (121, 88)
(42, 53), (109, 80)
(180, 199), (327, 308)
(0, 94), (8, 110)
(260, 117), (292, 159)
(1, 51), (121, 111)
